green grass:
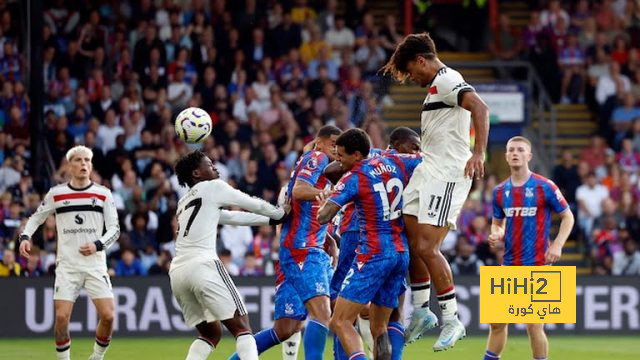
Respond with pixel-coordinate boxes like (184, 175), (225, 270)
(1, 336), (638, 359)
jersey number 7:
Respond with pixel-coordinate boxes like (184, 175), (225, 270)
(177, 198), (202, 237)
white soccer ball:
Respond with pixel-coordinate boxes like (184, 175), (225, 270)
(175, 107), (212, 143)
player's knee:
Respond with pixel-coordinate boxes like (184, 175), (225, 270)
(370, 323), (387, 338)
(490, 323), (507, 333)
(329, 317), (348, 334)
(526, 323), (545, 335)
(416, 240), (438, 257)
(55, 312), (70, 326)
(99, 311), (114, 325)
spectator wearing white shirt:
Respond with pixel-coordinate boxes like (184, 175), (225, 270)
(167, 67), (193, 108)
(325, 16), (354, 60)
(220, 212), (255, 267)
(355, 35), (386, 78)
(576, 172), (610, 244)
(540, 0), (570, 28)
(251, 70), (273, 109)
(612, 238), (640, 275)
(233, 87), (264, 124)
(97, 108), (124, 153)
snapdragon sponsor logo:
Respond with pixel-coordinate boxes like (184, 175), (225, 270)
(62, 228), (98, 235)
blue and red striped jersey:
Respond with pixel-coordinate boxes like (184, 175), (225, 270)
(329, 152), (423, 265)
(339, 148), (384, 234)
(493, 173), (569, 266)
(280, 150), (332, 255)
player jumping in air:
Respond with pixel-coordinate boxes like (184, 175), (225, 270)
(19, 146), (120, 360)
(484, 136), (574, 360)
(317, 128), (423, 360)
(228, 125), (342, 360)
(170, 151), (287, 360)
(381, 32), (490, 350)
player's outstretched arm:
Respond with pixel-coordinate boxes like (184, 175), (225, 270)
(219, 210), (283, 226)
(292, 179), (327, 201)
(546, 208), (575, 263)
(317, 201), (340, 225)
(215, 180), (285, 220)
(461, 91), (490, 179)
(19, 191), (56, 259)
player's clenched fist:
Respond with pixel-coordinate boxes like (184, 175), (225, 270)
(488, 233), (504, 250)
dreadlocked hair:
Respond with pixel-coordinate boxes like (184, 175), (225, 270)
(380, 32), (437, 82)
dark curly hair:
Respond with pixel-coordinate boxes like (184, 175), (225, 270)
(175, 150), (206, 187)
(336, 128), (370, 157)
(380, 32), (437, 83)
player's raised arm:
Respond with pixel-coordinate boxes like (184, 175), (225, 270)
(19, 191), (56, 258)
(460, 91), (490, 179)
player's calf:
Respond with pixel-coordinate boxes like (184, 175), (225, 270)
(54, 301), (73, 360)
(374, 333), (392, 360)
(526, 323), (548, 360)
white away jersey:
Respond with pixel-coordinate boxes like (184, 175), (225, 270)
(170, 179), (285, 270)
(419, 67), (475, 182)
(22, 182), (119, 270)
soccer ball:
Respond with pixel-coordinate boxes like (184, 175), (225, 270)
(175, 107), (212, 143)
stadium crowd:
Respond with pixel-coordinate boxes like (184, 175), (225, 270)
(1, 0), (639, 278)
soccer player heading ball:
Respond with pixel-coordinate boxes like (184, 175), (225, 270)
(381, 32), (490, 351)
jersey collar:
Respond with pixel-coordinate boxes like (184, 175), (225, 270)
(68, 181), (94, 191)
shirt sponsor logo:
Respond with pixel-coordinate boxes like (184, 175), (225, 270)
(62, 227), (98, 235)
(504, 207), (538, 217)
(74, 214), (85, 225)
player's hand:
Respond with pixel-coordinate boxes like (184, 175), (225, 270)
(464, 153), (485, 179)
(79, 242), (98, 256)
(315, 189), (331, 204)
(488, 233), (504, 250)
(19, 238), (32, 259)
(545, 242), (562, 263)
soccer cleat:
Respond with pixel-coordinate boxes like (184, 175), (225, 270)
(88, 355), (104, 360)
(433, 318), (466, 352)
(404, 307), (439, 344)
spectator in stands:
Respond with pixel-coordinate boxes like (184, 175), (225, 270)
(577, 171), (610, 245)
(219, 248), (240, 276)
(595, 0), (622, 34)
(147, 249), (172, 276)
(596, 60), (630, 137)
(450, 236), (484, 276)
(612, 237), (640, 275)
(0, 249), (20, 277)
(0, 157), (20, 193)
(271, 13), (302, 58)
(489, 14), (522, 61)
(239, 252), (264, 276)
(220, 206), (254, 267)
(128, 211), (157, 253)
(559, 33), (586, 103)
(325, 16), (355, 60)
(616, 138), (640, 172)
(355, 35), (386, 78)
(553, 150), (582, 207)
(22, 253), (44, 277)
(580, 134), (608, 171)
(115, 248), (145, 276)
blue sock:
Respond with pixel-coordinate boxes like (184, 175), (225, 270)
(228, 328), (280, 360)
(333, 333), (349, 360)
(304, 319), (328, 360)
(484, 350), (500, 360)
(387, 321), (405, 360)
(348, 351), (367, 360)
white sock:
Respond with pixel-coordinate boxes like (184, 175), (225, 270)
(357, 316), (374, 355)
(92, 336), (111, 359)
(56, 340), (70, 360)
(437, 287), (458, 321)
(236, 333), (259, 360)
(411, 279), (431, 308)
(282, 331), (301, 360)
(186, 338), (214, 360)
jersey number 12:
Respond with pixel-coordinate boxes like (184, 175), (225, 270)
(373, 178), (403, 221)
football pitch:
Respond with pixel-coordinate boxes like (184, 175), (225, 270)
(1, 336), (638, 359)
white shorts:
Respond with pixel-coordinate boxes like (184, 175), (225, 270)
(53, 265), (113, 302)
(403, 167), (472, 230)
(169, 259), (247, 327)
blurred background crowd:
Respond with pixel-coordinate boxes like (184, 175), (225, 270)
(1, 0), (640, 279)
